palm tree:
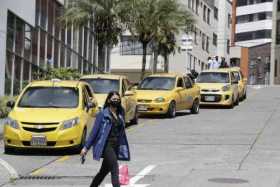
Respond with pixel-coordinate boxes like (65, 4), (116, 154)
(122, 0), (160, 80)
(60, 0), (126, 72)
(153, 0), (194, 73)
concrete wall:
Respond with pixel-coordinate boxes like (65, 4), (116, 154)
(0, 0), (36, 96)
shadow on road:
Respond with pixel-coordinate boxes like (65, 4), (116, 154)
(3, 148), (79, 156)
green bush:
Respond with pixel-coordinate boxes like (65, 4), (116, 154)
(0, 96), (16, 118)
(33, 67), (81, 81)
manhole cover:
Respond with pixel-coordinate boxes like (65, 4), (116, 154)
(208, 178), (249, 184)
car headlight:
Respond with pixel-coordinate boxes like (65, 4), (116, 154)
(154, 97), (166, 103)
(222, 85), (231, 92)
(5, 117), (19, 129)
(60, 117), (80, 130)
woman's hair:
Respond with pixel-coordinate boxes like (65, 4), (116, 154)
(103, 91), (123, 114)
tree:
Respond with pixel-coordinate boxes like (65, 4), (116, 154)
(60, 0), (126, 72)
(123, 0), (193, 77)
(122, 0), (160, 80)
(153, 0), (194, 73)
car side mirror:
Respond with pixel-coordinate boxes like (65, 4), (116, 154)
(232, 80), (238, 84)
(6, 100), (15, 108)
(243, 78), (248, 82)
(87, 101), (96, 109)
(124, 90), (134, 96)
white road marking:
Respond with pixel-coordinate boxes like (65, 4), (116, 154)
(105, 165), (156, 187)
(0, 158), (19, 179)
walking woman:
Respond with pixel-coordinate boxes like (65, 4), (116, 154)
(80, 91), (130, 187)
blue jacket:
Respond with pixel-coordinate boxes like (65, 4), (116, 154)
(84, 107), (130, 161)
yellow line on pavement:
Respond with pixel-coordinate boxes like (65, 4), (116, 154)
(30, 168), (46, 176)
(56, 155), (70, 162)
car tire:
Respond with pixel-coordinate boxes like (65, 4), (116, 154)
(130, 106), (138, 125)
(191, 99), (200, 114)
(167, 101), (176, 118)
(243, 92), (247, 100)
(229, 97), (234, 109)
(4, 146), (14, 154)
(235, 95), (240, 106)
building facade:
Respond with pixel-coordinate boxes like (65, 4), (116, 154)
(235, 0), (273, 47)
(169, 0), (232, 74)
(232, 0), (274, 84)
(0, 0), (99, 96)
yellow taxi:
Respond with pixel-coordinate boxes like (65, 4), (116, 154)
(196, 69), (239, 108)
(80, 74), (138, 124)
(230, 67), (247, 100)
(135, 73), (200, 118)
(4, 80), (97, 153)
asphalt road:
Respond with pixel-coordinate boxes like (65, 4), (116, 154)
(1, 86), (280, 187)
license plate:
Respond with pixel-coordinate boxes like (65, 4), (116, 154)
(205, 96), (215, 102)
(31, 135), (47, 146)
(138, 105), (148, 111)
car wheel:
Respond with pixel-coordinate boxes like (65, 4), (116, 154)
(4, 146), (14, 154)
(235, 95), (240, 106)
(191, 99), (200, 114)
(243, 92), (247, 100)
(167, 101), (176, 118)
(229, 97), (234, 109)
(130, 106), (138, 125)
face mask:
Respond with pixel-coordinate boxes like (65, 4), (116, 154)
(110, 100), (121, 108)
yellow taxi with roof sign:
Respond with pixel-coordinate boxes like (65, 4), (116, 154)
(4, 79), (97, 153)
(135, 73), (200, 118)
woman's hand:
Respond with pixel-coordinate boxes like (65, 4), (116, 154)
(80, 147), (88, 156)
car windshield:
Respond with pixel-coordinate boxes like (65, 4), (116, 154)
(197, 72), (230, 83)
(18, 87), (79, 108)
(82, 79), (119, 94)
(138, 77), (175, 90)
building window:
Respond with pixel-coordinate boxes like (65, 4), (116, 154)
(275, 60), (278, 77)
(236, 12), (272, 24)
(206, 36), (209, 52)
(214, 7), (218, 20)
(203, 5), (207, 22)
(276, 20), (280, 44)
(121, 35), (152, 55)
(207, 9), (211, 24)
(194, 27), (198, 45)
(188, 0), (191, 9)
(213, 33), (217, 46)
(195, 0), (199, 14)
(228, 14), (231, 28)
(202, 33), (205, 50)
(237, 0), (273, 7)
(191, 0), (195, 11)
(278, 0), (280, 11)
(236, 29), (272, 42)
(227, 39), (230, 54)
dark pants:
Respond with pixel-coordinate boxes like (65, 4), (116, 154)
(90, 143), (120, 187)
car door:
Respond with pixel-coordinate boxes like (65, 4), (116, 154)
(174, 77), (186, 110)
(84, 84), (98, 116)
(230, 72), (239, 101)
(183, 76), (196, 109)
(82, 86), (94, 128)
(233, 71), (243, 96)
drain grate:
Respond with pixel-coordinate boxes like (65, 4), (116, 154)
(208, 178), (249, 184)
(19, 176), (63, 180)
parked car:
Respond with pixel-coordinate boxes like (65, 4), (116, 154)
(230, 67), (247, 100)
(4, 79), (97, 153)
(80, 74), (138, 125)
(196, 69), (239, 108)
(136, 73), (201, 118)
